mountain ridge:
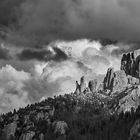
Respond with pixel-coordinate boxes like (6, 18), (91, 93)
(1, 49), (140, 140)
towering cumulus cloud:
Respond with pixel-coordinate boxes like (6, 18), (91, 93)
(0, 39), (125, 114)
(0, 65), (31, 113)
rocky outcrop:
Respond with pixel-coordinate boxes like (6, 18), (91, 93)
(80, 76), (86, 92)
(103, 68), (128, 92)
(121, 49), (140, 80)
(74, 76), (86, 94)
(127, 75), (139, 85)
(103, 68), (114, 90)
(88, 79), (97, 93)
(111, 70), (128, 91)
(75, 77), (98, 94)
(117, 85), (140, 113)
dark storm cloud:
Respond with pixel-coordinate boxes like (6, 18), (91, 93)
(0, 0), (23, 26)
(17, 47), (68, 62)
(17, 49), (52, 61)
(0, 45), (11, 60)
(1, 0), (140, 46)
(52, 47), (68, 62)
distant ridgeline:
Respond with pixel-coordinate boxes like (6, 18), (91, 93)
(75, 49), (140, 95)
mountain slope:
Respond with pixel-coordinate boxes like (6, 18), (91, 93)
(1, 49), (140, 140)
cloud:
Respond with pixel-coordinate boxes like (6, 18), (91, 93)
(54, 39), (121, 73)
(17, 47), (68, 62)
(0, 39), (135, 114)
(1, 0), (140, 46)
(0, 43), (11, 60)
(0, 65), (31, 113)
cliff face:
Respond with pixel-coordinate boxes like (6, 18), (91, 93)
(73, 49), (140, 115)
(103, 68), (128, 92)
(121, 49), (140, 79)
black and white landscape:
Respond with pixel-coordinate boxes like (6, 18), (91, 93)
(0, 0), (140, 140)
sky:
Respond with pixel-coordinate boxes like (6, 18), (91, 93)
(0, 0), (140, 113)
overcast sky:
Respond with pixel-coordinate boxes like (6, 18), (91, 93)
(1, 0), (140, 44)
(0, 0), (140, 113)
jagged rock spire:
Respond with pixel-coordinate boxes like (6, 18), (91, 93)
(80, 76), (86, 93)
(88, 79), (97, 93)
(103, 68), (114, 90)
(74, 76), (98, 94)
(121, 51), (137, 78)
(74, 81), (80, 94)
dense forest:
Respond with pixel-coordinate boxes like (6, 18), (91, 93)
(0, 92), (140, 140)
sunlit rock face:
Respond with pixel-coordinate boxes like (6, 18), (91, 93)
(116, 85), (140, 113)
(103, 68), (128, 92)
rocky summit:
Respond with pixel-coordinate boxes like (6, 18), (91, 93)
(1, 49), (140, 140)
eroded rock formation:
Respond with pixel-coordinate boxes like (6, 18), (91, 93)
(111, 70), (128, 91)
(103, 68), (114, 90)
(75, 76), (98, 94)
(121, 50), (140, 79)
(80, 76), (86, 93)
(88, 79), (97, 93)
(103, 68), (128, 92)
